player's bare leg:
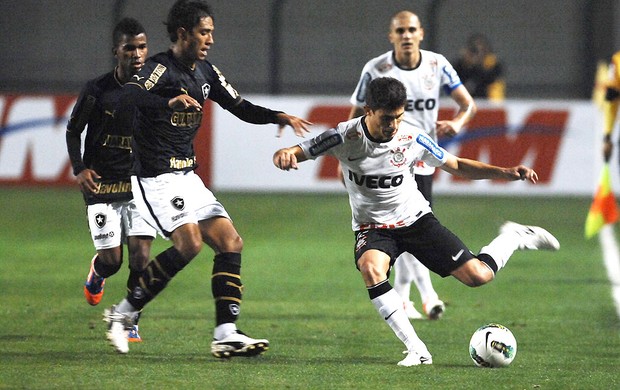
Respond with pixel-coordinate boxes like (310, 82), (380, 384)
(358, 250), (432, 366)
(84, 247), (123, 305)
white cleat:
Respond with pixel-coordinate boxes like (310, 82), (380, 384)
(103, 305), (133, 354)
(403, 301), (424, 320)
(500, 221), (560, 251)
(422, 299), (445, 320)
(211, 330), (269, 359)
(398, 350), (433, 367)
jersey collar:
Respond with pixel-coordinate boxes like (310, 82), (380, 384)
(361, 116), (391, 144)
(391, 50), (422, 71)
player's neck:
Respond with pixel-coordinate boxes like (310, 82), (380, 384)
(394, 50), (420, 70)
(114, 66), (131, 85)
(171, 45), (197, 70)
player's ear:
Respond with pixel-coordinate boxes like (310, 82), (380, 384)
(177, 27), (188, 41)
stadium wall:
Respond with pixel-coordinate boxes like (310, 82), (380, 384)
(0, 0), (617, 99)
(0, 94), (604, 196)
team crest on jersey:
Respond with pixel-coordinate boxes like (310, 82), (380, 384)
(202, 83), (211, 99)
(94, 213), (106, 229)
(171, 196), (185, 211)
(389, 147), (408, 168)
(423, 73), (435, 90)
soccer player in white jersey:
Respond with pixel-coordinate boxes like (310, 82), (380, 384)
(273, 77), (559, 366)
(349, 10), (477, 320)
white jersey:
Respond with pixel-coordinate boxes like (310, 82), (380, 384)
(299, 117), (452, 231)
(350, 50), (462, 175)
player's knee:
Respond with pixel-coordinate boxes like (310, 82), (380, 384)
(176, 238), (203, 260)
(97, 249), (123, 268)
(218, 234), (243, 253)
(228, 235), (243, 252)
(465, 272), (492, 287)
(357, 258), (387, 285)
(452, 259), (494, 287)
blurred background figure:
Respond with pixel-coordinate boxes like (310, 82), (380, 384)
(454, 33), (505, 102)
(602, 51), (620, 163)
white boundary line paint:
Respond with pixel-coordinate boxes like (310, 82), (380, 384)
(598, 225), (620, 320)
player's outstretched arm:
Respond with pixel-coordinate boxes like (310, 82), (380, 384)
(441, 155), (538, 183)
(273, 146), (307, 171)
(275, 113), (313, 138)
(436, 85), (477, 138)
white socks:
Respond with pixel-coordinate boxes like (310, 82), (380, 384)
(394, 252), (439, 305)
(479, 231), (521, 272)
(371, 287), (428, 353)
(116, 299), (137, 315)
(214, 323), (237, 340)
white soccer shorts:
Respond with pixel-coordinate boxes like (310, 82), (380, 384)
(87, 199), (157, 250)
(131, 171), (230, 238)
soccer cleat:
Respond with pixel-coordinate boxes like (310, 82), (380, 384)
(403, 301), (424, 320)
(500, 221), (560, 251)
(103, 305), (134, 354)
(422, 298), (445, 320)
(398, 350), (433, 367)
(127, 325), (142, 343)
(211, 330), (269, 359)
(84, 255), (105, 306)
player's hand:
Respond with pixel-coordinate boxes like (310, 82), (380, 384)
(273, 148), (299, 170)
(168, 95), (202, 111)
(275, 113), (313, 137)
(511, 165), (538, 184)
(436, 120), (460, 138)
(76, 168), (101, 194)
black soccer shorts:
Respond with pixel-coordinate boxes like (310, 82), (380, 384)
(354, 213), (474, 277)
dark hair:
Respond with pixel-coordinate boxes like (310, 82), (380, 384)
(112, 17), (146, 47)
(365, 77), (408, 111)
(166, 0), (213, 42)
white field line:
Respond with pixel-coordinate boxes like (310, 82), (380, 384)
(598, 224), (620, 320)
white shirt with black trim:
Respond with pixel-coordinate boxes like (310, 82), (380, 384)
(299, 117), (452, 231)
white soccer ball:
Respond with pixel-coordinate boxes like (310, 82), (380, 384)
(469, 323), (517, 368)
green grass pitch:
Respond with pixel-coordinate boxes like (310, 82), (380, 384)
(0, 187), (618, 389)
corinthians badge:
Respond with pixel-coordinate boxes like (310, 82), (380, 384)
(389, 147), (408, 168)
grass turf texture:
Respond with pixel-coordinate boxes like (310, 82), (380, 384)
(0, 187), (618, 389)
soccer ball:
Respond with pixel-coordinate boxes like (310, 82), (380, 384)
(469, 323), (517, 368)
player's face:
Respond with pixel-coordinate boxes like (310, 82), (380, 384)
(183, 16), (214, 64)
(365, 107), (405, 142)
(114, 33), (148, 80)
(388, 14), (424, 56)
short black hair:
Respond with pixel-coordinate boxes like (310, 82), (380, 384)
(113, 17), (146, 47)
(365, 77), (408, 111)
(166, 0), (213, 42)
